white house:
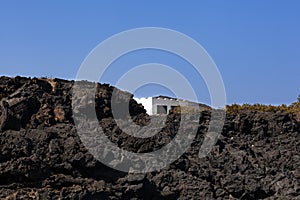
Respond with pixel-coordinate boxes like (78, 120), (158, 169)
(134, 96), (207, 115)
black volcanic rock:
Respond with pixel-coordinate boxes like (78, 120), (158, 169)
(0, 76), (299, 199)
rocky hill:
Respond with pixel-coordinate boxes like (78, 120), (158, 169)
(0, 76), (299, 199)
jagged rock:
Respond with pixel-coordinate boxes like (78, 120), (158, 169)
(0, 76), (299, 199)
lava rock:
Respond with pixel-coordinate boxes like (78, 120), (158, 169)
(0, 76), (299, 199)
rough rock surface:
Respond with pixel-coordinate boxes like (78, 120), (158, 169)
(0, 76), (299, 199)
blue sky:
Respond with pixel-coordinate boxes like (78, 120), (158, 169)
(0, 1), (299, 105)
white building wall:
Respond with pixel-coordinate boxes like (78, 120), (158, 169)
(133, 97), (153, 115)
(134, 96), (203, 115)
(152, 97), (180, 114)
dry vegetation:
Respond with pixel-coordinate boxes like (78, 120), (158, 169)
(170, 105), (211, 114)
(226, 96), (300, 121)
(170, 96), (300, 122)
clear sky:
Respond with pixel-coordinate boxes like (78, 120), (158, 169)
(0, 1), (299, 105)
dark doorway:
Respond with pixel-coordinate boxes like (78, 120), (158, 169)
(157, 105), (167, 114)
